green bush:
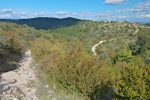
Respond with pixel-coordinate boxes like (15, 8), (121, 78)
(30, 38), (52, 61)
(114, 64), (150, 99)
(0, 31), (24, 56)
(113, 50), (133, 64)
(29, 22), (150, 99)
(31, 39), (118, 99)
(128, 43), (141, 55)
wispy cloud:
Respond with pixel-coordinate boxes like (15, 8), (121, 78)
(104, 0), (125, 4)
(126, 1), (150, 13)
(137, 14), (150, 19)
(115, 1), (150, 19)
(96, 1), (150, 22)
(0, 8), (13, 13)
(55, 11), (93, 20)
(0, 9), (91, 19)
(0, 2), (149, 23)
(0, 9), (52, 19)
(0, 9), (14, 18)
(55, 11), (70, 16)
(96, 12), (129, 21)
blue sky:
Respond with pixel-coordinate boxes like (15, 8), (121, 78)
(0, 0), (150, 22)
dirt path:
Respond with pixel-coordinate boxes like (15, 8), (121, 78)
(92, 40), (106, 56)
(92, 28), (139, 56)
(132, 28), (139, 35)
(0, 50), (38, 100)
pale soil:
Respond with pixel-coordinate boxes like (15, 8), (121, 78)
(0, 50), (39, 100)
(92, 40), (106, 56)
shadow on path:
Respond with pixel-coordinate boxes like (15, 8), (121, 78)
(0, 54), (22, 73)
(0, 76), (4, 99)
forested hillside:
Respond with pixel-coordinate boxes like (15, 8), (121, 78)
(0, 17), (81, 30)
(0, 20), (150, 100)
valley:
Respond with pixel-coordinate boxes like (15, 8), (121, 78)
(0, 19), (149, 100)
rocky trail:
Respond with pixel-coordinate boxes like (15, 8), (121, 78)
(0, 50), (38, 100)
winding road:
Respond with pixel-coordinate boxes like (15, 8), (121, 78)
(92, 27), (139, 56)
(92, 40), (106, 56)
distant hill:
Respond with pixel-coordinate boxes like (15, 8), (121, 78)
(145, 23), (150, 26)
(0, 17), (81, 30)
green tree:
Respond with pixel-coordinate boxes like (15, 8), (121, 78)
(114, 64), (150, 99)
(113, 50), (133, 64)
(128, 43), (141, 55)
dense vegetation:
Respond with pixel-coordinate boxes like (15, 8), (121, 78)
(145, 23), (150, 26)
(0, 20), (150, 100)
(0, 17), (81, 30)
(0, 23), (25, 72)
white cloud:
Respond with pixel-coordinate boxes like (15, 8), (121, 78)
(0, 8), (13, 13)
(55, 11), (70, 16)
(105, 0), (125, 4)
(80, 11), (91, 17)
(0, 5), (149, 22)
(0, 14), (12, 19)
(137, 14), (150, 19)
(55, 11), (93, 19)
(126, 1), (150, 13)
(0, 9), (52, 19)
(96, 12), (129, 21)
(33, 12), (50, 17)
(112, 1), (150, 21)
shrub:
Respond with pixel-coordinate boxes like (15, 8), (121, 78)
(31, 39), (118, 99)
(113, 50), (133, 64)
(128, 43), (141, 55)
(30, 38), (52, 61)
(0, 31), (24, 56)
(114, 64), (150, 99)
